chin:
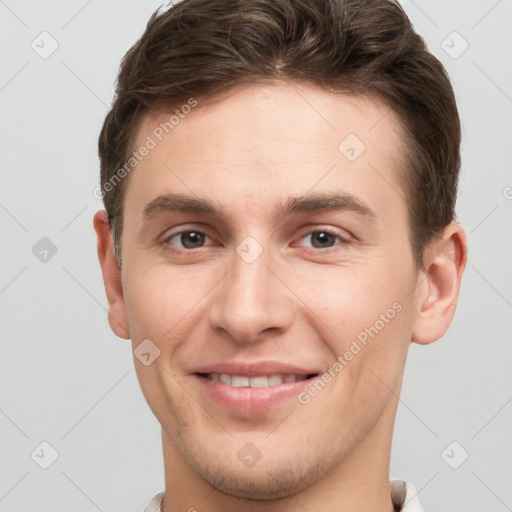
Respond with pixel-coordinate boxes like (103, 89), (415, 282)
(187, 448), (329, 501)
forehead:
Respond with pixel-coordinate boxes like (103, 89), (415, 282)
(137, 82), (401, 156)
(126, 81), (406, 223)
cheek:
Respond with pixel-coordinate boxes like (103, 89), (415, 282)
(123, 264), (208, 343)
(292, 262), (411, 342)
(123, 265), (210, 412)
(292, 261), (415, 404)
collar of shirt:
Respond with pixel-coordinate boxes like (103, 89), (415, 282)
(142, 480), (423, 512)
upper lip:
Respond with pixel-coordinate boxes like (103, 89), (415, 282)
(191, 361), (320, 377)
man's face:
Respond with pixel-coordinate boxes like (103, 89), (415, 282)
(118, 82), (421, 498)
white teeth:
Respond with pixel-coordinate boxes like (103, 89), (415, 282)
(249, 376), (269, 387)
(231, 376), (249, 387)
(268, 375), (284, 386)
(207, 373), (306, 387)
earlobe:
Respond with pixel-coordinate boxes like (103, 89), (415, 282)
(411, 222), (467, 345)
(93, 210), (131, 340)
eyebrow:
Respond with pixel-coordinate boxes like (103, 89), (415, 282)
(142, 191), (376, 223)
(277, 192), (376, 219)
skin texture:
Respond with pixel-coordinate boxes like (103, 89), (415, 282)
(94, 81), (467, 512)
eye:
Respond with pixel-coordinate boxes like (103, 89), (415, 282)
(165, 230), (210, 249)
(298, 230), (344, 249)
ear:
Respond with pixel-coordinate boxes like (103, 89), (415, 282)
(93, 210), (131, 339)
(411, 222), (467, 345)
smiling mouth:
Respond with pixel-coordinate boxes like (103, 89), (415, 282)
(196, 372), (318, 388)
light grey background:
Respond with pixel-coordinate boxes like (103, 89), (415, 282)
(1, 1), (511, 511)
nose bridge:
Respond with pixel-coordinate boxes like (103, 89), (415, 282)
(209, 236), (292, 342)
(232, 242), (270, 304)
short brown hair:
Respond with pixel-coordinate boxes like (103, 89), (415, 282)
(98, 0), (461, 268)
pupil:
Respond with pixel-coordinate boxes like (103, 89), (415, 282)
(313, 232), (334, 248)
(182, 232), (205, 249)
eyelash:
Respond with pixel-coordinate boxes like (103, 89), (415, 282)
(296, 230), (349, 251)
(161, 228), (350, 254)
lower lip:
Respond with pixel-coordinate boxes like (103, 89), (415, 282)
(193, 374), (315, 415)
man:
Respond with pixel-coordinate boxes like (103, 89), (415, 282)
(93, 0), (467, 510)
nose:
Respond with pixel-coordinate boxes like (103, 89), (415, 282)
(208, 241), (294, 344)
